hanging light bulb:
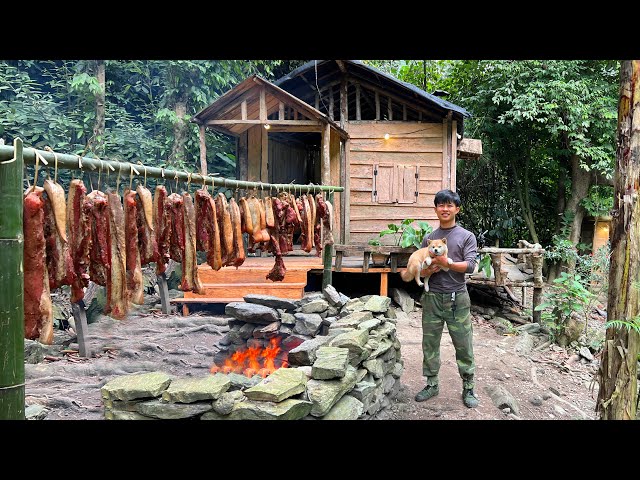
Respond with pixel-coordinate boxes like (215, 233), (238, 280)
(264, 124), (271, 130)
(384, 133), (390, 140)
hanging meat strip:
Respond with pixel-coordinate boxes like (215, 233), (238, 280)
(23, 187), (54, 344)
(239, 197), (253, 235)
(323, 199), (335, 247)
(136, 185), (159, 266)
(195, 188), (222, 270)
(215, 193), (234, 266)
(153, 185), (171, 275)
(181, 192), (204, 293)
(84, 190), (110, 288)
(314, 194), (326, 256)
(167, 193), (185, 263)
(124, 189), (144, 305)
(67, 180), (91, 304)
(228, 197), (246, 268)
(43, 181), (76, 291)
(105, 191), (128, 320)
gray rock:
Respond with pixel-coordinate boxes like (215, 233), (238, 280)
(105, 410), (156, 420)
(293, 313), (323, 336)
(329, 329), (370, 362)
(280, 312), (296, 326)
(484, 384), (520, 416)
(330, 310), (374, 329)
(238, 323), (255, 340)
(279, 325), (293, 336)
(341, 298), (366, 315)
(367, 337), (394, 360)
(301, 299), (330, 314)
(103, 399), (143, 412)
(363, 295), (391, 313)
(357, 318), (383, 331)
(322, 395), (364, 420)
(579, 346), (594, 362)
(225, 302), (279, 324)
(25, 404), (48, 420)
(515, 332), (535, 356)
(382, 374), (396, 394)
(244, 294), (298, 311)
(391, 362), (403, 379)
(300, 292), (325, 305)
(24, 339), (60, 364)
(226, 372), (263, 391)
(323, 284), (346, 308)
(529, 395), (543, 406)
(137, 399), (212, 419)
(224, 398), (312, 420)
(212, 390), (246, 415)
(312, 346), (349, 380)
(386, 307), (398, 320)
(515, 322), (541, 334)
(101, 371), (172, 401)
(363, 357), (386, 379)
(253, 321), (281, 339)
(288, 335), (331, 366)
(162, 374), (231, 403)
(350, 381), (376, 402)
(244, 367), (307, 403)
(389, 288), (415, 313)
(307, 366), (358, 417)
(321, 316), (338, 327)
(326, 306), (339, 317)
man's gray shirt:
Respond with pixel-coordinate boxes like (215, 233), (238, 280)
(421, 225), (477, 293)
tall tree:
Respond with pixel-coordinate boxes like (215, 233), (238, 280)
(87, 60), (105, 157)
(596, 60), (640, 420)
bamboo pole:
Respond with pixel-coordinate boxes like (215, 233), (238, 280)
(0, 138), (25, 420)
(0, 145), (344, 194)
(322, 191), (334, 290)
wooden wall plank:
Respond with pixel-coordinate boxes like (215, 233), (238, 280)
(347, 122), (442, 138)
(344, 137), (351, 243)
(351, 151), (443, 166)
(330, 128), (341, 241)
(241, 100), (247, 120)
(451, 120), (457, 191)
(355, 84), (361, 120)
(247, 125), (262, 182)
(261, 125), (268, 182)
(442, 118), (449, 189)
(350, 137), (443, 153)
(375, 91), (380, 120)
(322, 123), (331, 185)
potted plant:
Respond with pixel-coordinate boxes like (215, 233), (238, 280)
(367, 238), (389, 266)
(377, 219), (433, 266)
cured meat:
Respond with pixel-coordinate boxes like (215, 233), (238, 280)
(228, 197), (246, 268)
(43, 178), (68, 242)
(323, 199), (335, 246)
(266, 255), (286, 282)
(300, 195), (313, 252)
(136, 185), (159, 266)
(239, 197), (253, 234)
(181, 193), (204, 293)
(105, 191), (128, 320)
(247, 196), (262, 243)
(314, 194), (325, 256)
(215, 193), (234, 266)
(195, 188), (222, 270)
(258, 198), (270, 243)
(265, 196), (275, 228)
(167, 193), (185, 263)
(23, 187), (54, 344)
(124, 189), (144, 305)
(43, 189), (76, 291)
(153, 185), (171, 275)
(67, 180), (91, 303)
(84, 190), (110, 288)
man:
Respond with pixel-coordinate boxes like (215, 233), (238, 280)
(415, 189), (479, 408)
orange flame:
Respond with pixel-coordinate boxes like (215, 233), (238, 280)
(209, 337), (286, 378)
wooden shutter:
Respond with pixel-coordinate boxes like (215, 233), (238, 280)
(397, 165), (419, 203)
(373, 164), (395, 203)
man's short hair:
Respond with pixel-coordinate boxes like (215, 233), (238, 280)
(434, 189), (461, 207)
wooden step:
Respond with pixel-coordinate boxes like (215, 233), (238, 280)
(184, 282), (306, 300)
(198, 266), (309, 284)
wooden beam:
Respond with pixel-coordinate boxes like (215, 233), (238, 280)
(329, 86), (334, 121)
(267, 125), (325, 133)
(315, 93), (319, 110)
(375, 91), (380, 120)
(278, 102), (284, 120)
(442, 118), (449, 189)
(356, 84), (361, 120)
(380, 272), (388, 296)
(261, 123), (268, 182)
(336, 60), (347, 73)
(340, 78), (348, 128)
(451, 119), (457, 190)
(241, 100), (247, 120)
(403, 104), (407, 121)
(344, 137), (351, 244)
(207, 119), (322, 126)
(199, 124), (207, 176)
(259, 87), (266, 121)
(388, 97), (393, 120)
(322, 122), (331, 185)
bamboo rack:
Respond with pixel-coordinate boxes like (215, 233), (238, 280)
(0, 141), (343, 419)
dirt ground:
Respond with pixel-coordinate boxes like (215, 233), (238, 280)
(23, 294), (600, 421)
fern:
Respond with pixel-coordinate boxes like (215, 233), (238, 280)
(604, 318), (640, 334)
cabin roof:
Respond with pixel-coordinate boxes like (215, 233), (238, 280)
(193, 74), (348, 138)
(274, 60), (471, 120)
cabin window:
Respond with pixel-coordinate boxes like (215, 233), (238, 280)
(373, 164), (419, 204)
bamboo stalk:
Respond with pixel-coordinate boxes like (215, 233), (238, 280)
(322, 191), (334, 290)
(0, 138), (25, 420)
(0, 145), (344, 193)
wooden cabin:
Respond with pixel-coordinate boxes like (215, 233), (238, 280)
(179, 60), (482, 306)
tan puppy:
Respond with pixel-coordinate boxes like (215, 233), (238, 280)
(400, 238), (452, 291)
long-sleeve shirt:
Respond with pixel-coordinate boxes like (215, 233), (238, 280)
(421, 224), (477, 293)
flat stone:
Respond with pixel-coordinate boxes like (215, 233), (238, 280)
(363, 295), (391, 313)
(225, 302), (279, 324)
(226, 398), (312, 420)
(312, 346), (349, 380)
(244, 294), (298, 311)
(288, 336), (331, 366)
(300, 299), (330, 314)
(322, 395), (364, 420)
(136, 399), (212, 419)
(162, 374), (231, 403)
(307, 366), (358, 417)
(244, 367), (307, 403)
(293, 313), (323, 336)
(101, 371), (172, 401)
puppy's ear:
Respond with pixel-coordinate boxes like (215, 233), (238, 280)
(427, 239), (433, 246)
(441, 238), (447, 245)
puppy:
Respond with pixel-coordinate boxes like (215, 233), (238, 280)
(400, 238), (452, 291)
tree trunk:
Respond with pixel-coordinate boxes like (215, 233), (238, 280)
(88, 60), (105, 157)
(512, 155), (539, 244)
(596, 60), (640, 420)
(169, 100), (187, 166)
(555, 163), (567, 235)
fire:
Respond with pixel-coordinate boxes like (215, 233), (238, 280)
(210, 337), (288, 378)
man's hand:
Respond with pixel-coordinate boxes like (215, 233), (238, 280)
(420, 264), (441, 277)
(430, 255), (452, 268)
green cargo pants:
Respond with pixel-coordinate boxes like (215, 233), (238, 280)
(421, 290), (475, 390)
